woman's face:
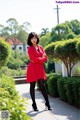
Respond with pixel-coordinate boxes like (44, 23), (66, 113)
(31, 36), (37, 46)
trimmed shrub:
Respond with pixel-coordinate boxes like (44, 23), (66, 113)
(57, 77), (68, 101)
(0, 38), (11, 68)
(45, 38), (80, 77)
(47, 73), (61, 97)
(57, 77), (80, 107)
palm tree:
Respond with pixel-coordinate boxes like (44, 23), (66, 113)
(40, 28), (49, 36)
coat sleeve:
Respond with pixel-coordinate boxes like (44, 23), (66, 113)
(28, 47), (48, 63)
(40, 45), (47, 57)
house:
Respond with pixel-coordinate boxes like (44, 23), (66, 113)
(7, 39), (28, 54)
(0, 37), (28, 53)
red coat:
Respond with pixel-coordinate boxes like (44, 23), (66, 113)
(26, 45), (48, 83)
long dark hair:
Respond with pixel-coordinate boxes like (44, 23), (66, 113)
(27, 32), (39, 46)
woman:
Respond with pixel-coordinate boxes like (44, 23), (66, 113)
(26, 32), (51, 111)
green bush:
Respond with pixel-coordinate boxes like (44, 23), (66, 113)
(57, 77), (80, 107)
(7, 50), (29, 69)
(0, 38), (11, 68)
(0, 66), (26, 76)
(0, 75), (32, 120)
(44, 60), (55, 73)
(74, 66), (80, 74)
(57, 77), (68, 101)
(0, 75), (18, 98)
(67, 32), (76, 39)
(45, 38), (80, 77)
(7, 58), (24, 69)
(47, 73), (60, 97)
(76, 40), (80, 54)
(37, 73), (61, 97)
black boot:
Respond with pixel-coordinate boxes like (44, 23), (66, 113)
(32, 103), (38, 111)
(45, 103), (52, 110)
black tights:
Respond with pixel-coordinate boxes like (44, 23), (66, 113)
(30, 79), (50, 107)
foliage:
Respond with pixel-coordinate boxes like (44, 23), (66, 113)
(0, 75), (18, 98)
(37, 72), (80, 108)
(55, 23), (72, 36)
(0, 38), (11, 68)
(8, 59), (23, 69)
(39, 32), (51, 47)
(47, 73), (60, 97)
(45, 38), (80, 77)
(51, 19), (80, 42)
(51, 22), (72, 42)
(0, 24), (9, 37)
(17, 29), (28, 52)
(67, 32), (76, 39)
(5, 18), (19, 50)
(0, 66), (26, 76)
(45, 41), (59, 59)
(44, 60), (55, 73)
(0, 75), (32, 120)
(70, 19), (80, 35)
(17, 29), (28, 43)
(0, 18), (30, 50)
(50, 28), (61, 42)
(74, 66), (80, 74)
(76, 40), (80, 54)
(7, 50), (29, 69)
(57, 77), (80, 107)
(40, 28), (49, 36)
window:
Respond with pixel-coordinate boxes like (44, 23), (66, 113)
(19, 47), (22, 50)
(12, 47), (15, 50)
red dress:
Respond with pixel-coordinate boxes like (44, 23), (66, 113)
(26, 45), (48, 83)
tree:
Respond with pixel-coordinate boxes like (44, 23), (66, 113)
(51, 20), (80, 42)
(39, 32), (51, 47)
(5, 18), (30, 51)
(20, 22), (31, 32)
(17, 22), (31, 52)
(67, 32), (76, 39)
(50, 28), (61, 42)
(5, 18), (19, 49)
(6, 18), (18, 35)
(70, 19), (80, 35)
(45, 38), (80, 77)
(51, 23), (72, 42)
(55, 23), (72, 38)
(40, 28), (49, 36)
(0, 24), (4, 36)
(17, 29), (28, 52)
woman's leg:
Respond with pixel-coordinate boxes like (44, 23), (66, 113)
(30, 81), (38, 111)
(30, 81), (36, 104)
(38, 79), (51, 110)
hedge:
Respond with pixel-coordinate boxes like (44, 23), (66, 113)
(57, 77), (80, 108)
(36, 73), (80, 108)
(47, 73), (60, 97)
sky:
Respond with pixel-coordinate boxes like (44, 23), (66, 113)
(0, 0), (80, 34)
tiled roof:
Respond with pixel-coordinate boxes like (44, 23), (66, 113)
(0, 37), (24, 45)
(8, 39), (23, 45)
